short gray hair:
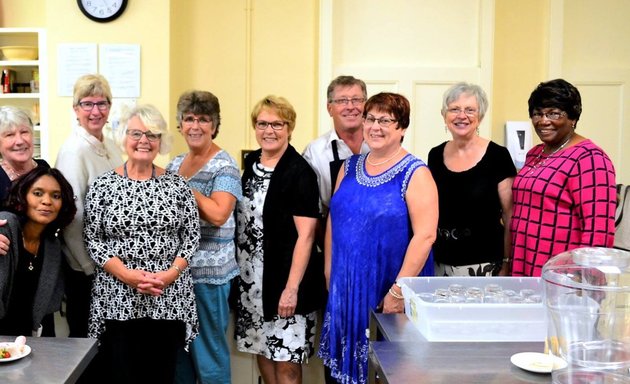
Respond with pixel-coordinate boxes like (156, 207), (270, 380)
(0, 106), (33, 136)
(119, 104), (172, 155)
(441, 82), (489, 120)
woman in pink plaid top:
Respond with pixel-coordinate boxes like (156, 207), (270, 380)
(510, 79), (616, 277)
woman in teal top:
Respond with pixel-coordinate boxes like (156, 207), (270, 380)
(167, 90), (242, 384)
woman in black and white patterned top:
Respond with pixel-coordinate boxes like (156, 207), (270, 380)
(84, 104), (200, 383)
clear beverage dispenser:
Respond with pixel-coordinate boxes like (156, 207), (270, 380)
(542, 247), (630, 383)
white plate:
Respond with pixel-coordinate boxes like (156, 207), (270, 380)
(0, 343), (31, 363)
(510, 352), (567, 373)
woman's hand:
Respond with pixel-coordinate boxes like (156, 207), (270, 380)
(0, 221), (10, 256)
(382, 291), (405, 313)
(498, 262), (510, 276)
(121, 268), (165, 296)
(278, 287), (298, 317)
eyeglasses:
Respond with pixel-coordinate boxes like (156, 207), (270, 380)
(182, 116), (212, 126)
(446, 108), (478, 116)
(255, 121), (287, 130)
(330, 97), (365, 106)
(78, 101), (110, 111)
(126, 129), (162, 142)
(531, 111), (566, 121)
(364, 116), (398, 128)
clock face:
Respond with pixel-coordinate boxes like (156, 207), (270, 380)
(78, 0), (128, 23)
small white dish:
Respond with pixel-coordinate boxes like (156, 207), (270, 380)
(0, 343), (31, 363)
(510, 352), (567, 373)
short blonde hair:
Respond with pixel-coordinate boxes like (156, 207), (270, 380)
(250, 95), (296, 140)
(0, 106), (33, 136)
(118, 104), (173, 155)
(73, 74), (113, 106)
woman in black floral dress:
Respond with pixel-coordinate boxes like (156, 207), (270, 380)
(84, 104), (200, 383)
(235, 96), (323, 384)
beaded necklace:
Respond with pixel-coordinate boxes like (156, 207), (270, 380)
(528, 133), (573, 174)
(1, 159), (37, 181)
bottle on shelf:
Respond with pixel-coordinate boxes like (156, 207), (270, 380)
(1, 69), (15, 93)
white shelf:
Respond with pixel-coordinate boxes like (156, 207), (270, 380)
(0, 93), (40, 99)
(0, 28), (47, 160)
(0, 60), (39, 66)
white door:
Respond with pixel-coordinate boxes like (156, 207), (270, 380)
(548, 0), (630, 184)
(318, 0), (496, 161)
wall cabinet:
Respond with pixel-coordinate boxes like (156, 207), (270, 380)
(0, 28), (47, 160)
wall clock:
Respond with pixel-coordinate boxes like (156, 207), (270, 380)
(77, 0), (128, 23)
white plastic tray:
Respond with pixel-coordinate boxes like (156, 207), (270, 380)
(400, 276), (546, 342)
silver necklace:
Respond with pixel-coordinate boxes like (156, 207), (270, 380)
(528, 133), (573, 174)
(366, 146), (402, 166)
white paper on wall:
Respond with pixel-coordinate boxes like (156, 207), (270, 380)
(57, 44), (98, 96)
(505, 121), (532, 170)
(99, 44), (140, 98)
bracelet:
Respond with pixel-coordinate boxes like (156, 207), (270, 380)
(388, 287), (404, 300)
(171, 264), (183, 276)
(502, 257), (512, 263)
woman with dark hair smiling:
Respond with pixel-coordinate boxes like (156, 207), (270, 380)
(510, 79), (616, 277)
(0, 167), (76, 337)
(319, 92), (437, 383)
(168, 91), (242, 384)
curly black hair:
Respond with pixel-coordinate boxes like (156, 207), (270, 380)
(528, 78), (582, 123)
(4, 167), (77, 234)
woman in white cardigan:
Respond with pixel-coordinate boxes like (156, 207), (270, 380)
(55, 74), (123, 338)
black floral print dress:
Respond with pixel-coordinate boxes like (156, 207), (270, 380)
(235, 162), (317, 363)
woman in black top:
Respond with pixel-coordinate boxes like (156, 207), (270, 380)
(428, 82), (516, 276)
(0, 167), (76, 336)
(0, 106), (50, 201)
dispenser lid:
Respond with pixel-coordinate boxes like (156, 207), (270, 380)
(541, 247), (630, 291)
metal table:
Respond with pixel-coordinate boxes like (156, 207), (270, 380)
(369, 312), (552, 384)
(0, 336), (98, 383)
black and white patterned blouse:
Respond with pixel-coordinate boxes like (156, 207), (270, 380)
(84, 170), (201, 346)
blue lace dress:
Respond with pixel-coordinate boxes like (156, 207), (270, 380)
(319, 153), (434, 384)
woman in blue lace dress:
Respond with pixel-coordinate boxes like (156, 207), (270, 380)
(319, 92), (438, 384)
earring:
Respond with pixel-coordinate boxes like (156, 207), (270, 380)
(476, 127), (480, 135)
(444, 125), (447, 133)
